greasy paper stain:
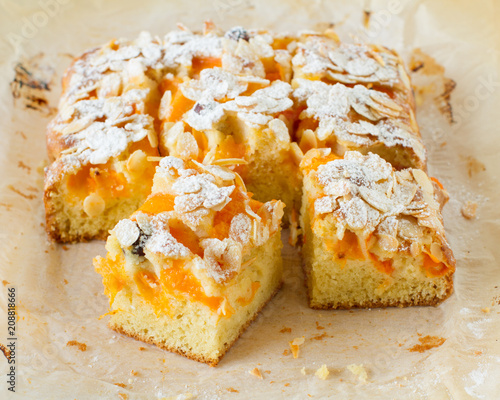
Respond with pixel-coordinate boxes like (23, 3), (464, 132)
(10, 54), (55, 116)
(410, 48), (456, 124)
(408, 335), (446, 353)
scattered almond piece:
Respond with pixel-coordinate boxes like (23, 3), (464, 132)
(289, 337), (305, 359)
(280, 327), (292, 333)
(227, 387), (239, 393)
(482, 307), (490, 313)
(461, 201), (478, 219)
(249, 367), (263, 379)
(347, 364), (368, 383)
(315, 364), (329, 380)
(66, 340), (87, 352)
(118, 393), (128, 400)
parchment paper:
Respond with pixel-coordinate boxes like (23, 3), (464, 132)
(1, 0), (499, 398)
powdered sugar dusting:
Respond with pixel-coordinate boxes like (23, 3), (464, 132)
(303, 151), (453, 266)
(294, 79), (425, 164)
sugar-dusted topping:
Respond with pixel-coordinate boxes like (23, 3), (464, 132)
(294, 79), (425, 162)
(53, 89), (153, 168)
(222, 31), (275, 78)
(63, 31), (165, 105)
(172, 173), (235, 214)
(145, 213), (190, 258)
(163, 30), (222, 67)
(180, 68), (248, 101)
(109, 157), (284, 284)
(293, 35), (402, 87)
(302, 151), (454, 266)
(224, 80), (293, 125)
(113, 213), (190, 259)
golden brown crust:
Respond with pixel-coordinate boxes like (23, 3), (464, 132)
(109, 281), (283, 367)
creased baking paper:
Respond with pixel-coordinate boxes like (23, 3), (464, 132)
(0, 0), (499, 398)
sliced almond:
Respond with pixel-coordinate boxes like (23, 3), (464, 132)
(83, 193), (105, 217)
(126, 150), (148, 175)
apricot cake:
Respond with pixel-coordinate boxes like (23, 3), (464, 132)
(292, 31), (425, 170)
(299, 149), (455, 309)
(94, 156), (284, 365)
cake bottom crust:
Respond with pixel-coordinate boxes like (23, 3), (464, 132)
(109, 282), (283, 367)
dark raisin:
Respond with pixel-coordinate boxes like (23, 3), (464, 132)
(194, 103), (204, 114)
(225, 27), (250, 42)
(131, 230), (150, 257)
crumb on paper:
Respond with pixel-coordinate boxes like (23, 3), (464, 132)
(284, 383), (290, 387)
(62, 245), (69, 251)
(301, 367), (306, 375)
(66, 340), (87, 351)
(311, 333), (328, 341)
(408, 335), (446, 353)
(482, 307), (490, 313)
(363, 10), (371, 29)
(475, 351), (483, 356)
(347, 364), (368, 383)
(280, 327), (291, 333)
(2, 280), (9, 286)
(118, 393), (128, 400)
(139, 346), (146, 351)
(63, 279), (68, 285)
(130, 370), (138, 376)
(316, 321), (325, 330)
(315, 365), (329, 380)
(283, 349), (290, 356)
(289, 337), (305, 359)
(249, 367), (263, 379)
(461, 201), (478, 220)
(227, 387), (239, 393)
(114, 383), (126, 388)
(0, 343), (11, 361)
(466, 156), (486, 178)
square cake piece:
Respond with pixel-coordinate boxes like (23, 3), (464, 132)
(44, 32), (166, 242)
(299, 149), (455, 309)
(94, 156), (284, 365)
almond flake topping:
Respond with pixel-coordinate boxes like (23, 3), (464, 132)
(303, 151), (453, 266)
(294, 79), (425, 163)
(293, 36), (401, 86)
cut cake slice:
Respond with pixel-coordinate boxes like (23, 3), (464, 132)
(94, 156), (285, 365)
(299, 149), (455, 309)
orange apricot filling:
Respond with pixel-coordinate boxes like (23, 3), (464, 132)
(191, 57), (222, 77)
(137, 193), (176, 215)
(67, 163), (130, 203)
(422, 253), (450, 278)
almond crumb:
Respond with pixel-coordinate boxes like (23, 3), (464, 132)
(315, 364), (329, 380)
(227, 387), (239, 393)
(280, 327), (292, 333)
(249, 367), (263, 379)
(301, 367), (306, 375)
(114, 383), (126, 388)
(347, 364), (368, 383)
(482, 307), (490, 313)
(118, 393), (128, 400)
(289, 337), (305, 359)
(461, 201), (478, 219)
(130, 370), (138, 376)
